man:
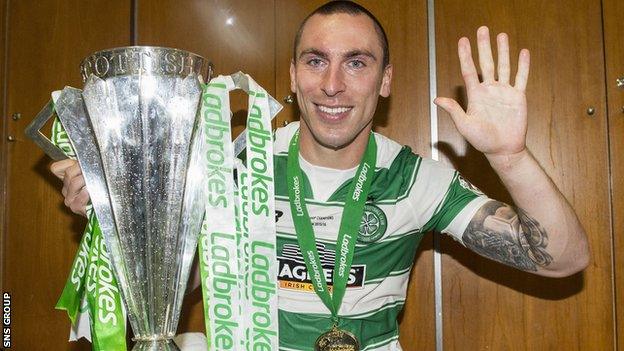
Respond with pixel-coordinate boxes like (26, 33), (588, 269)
(52, 1), (590, 350)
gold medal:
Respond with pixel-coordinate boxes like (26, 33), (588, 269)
(315, 326), (360, 351)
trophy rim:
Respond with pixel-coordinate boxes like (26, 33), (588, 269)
(79, 45), (213, 82)
(82, 45), (208, 63)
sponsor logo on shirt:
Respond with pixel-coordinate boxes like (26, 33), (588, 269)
(277, 243), (366, 292)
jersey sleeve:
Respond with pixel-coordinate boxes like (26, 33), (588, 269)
(411, 158), (490, 243)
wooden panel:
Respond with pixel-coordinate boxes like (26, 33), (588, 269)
(136, 0), (275, 332)
(3, 1), (130, 349)
(275, 1), (434, 349)
(604, 0), (624, 350)
(435, 0), (612, 350)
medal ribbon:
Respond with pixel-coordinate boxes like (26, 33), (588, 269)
(286, 130), (376, 321)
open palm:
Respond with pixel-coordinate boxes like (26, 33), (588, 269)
(435, 26), (530, 157)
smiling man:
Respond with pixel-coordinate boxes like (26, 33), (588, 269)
(52, 1), (590, 350)
(273, 1), (589, 350)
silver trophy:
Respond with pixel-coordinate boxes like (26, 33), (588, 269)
(27, 47), (212, 350)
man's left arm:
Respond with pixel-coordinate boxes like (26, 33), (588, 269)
(434, 26), (590, 277)
(461, 149), (589, 277)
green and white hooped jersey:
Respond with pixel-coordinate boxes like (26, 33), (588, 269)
(274, 122), (489, 350)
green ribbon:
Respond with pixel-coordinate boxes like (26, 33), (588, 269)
(55, 208), (95, 324)
(51, 116), (127, 351)
(85, 220), (126, 351)
(286, 129), (376, 323)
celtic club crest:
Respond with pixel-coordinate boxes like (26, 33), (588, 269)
(358, 204), (388, 243)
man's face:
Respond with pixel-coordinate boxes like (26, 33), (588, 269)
(290, 13), (392, 151)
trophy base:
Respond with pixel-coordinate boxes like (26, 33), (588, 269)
(132, 339), (181, 351)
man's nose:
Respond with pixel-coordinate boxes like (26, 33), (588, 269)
(320, 65), (346, 97)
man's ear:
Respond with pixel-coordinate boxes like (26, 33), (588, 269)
(379, 64), (393, 97)
(290, 60), (297, 93)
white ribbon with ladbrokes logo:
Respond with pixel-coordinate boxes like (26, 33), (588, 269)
(199, 73), (280, 350)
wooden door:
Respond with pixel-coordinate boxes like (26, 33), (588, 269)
(274, 1), (434, 349)
(3, 1), (131, 349)
(135, 0), (276, 333)
(435, 0), (612, 349)
(604, 0), (624, 349)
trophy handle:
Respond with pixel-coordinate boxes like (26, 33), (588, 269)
(25, 99), (69, 161)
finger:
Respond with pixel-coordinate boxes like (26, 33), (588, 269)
(61, 164), (82, 198)
(514, 49), (530, 91)
(71, 188), (90, 217)
(434, 97), (466, 125)
(69, 197), (87, 217)
(476, 26), (495, 83)
(67, 175), (86, 199)
(64, 162), (83, 180)
(50, 159), (76, 180)
(458, 37), (480, 91)
(75, 188), (90, 206)
(64, 186), (81, 210)
(64, 190), (74, 208)
(497, 33), (510, 84)
(62, 173), (72, 197)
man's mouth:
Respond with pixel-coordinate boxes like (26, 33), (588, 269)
(315, 104), (353, 116)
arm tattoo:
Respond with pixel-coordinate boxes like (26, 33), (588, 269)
(462, 201), (553, 272)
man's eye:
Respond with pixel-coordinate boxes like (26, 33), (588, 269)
(348, 60), (366, 69)
(307, 58), (324, 67)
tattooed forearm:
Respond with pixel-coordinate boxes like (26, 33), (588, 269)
(462, 201), (553, 272)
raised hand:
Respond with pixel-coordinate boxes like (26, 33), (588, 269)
(50, 159), (89, 217)
(434, 26), (530, 159)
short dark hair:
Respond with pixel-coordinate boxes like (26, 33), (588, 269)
(293, 1), (390, 68)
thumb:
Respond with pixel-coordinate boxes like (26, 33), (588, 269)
(434, 97), (466, 126)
